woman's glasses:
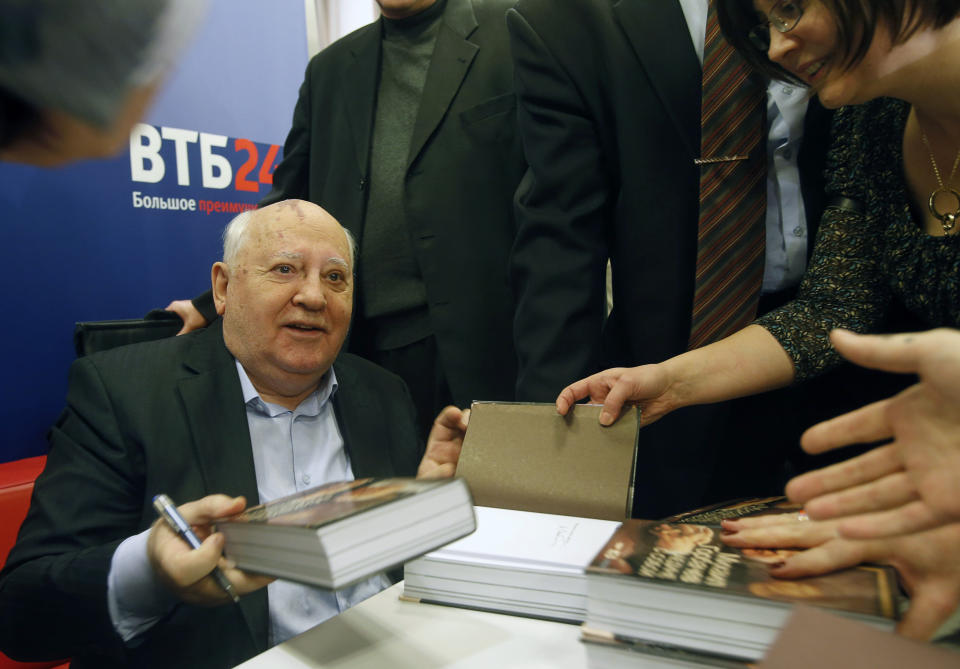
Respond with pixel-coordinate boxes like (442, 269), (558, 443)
(747, 1), (804, 51)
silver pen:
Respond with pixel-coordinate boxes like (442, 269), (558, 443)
(152, 493), (240, 604)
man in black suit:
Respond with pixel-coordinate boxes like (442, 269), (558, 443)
(507, 0), (850, 517)
(172, 0), (524, 437)
(0, 200), (466, 668)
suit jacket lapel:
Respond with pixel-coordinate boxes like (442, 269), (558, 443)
(613, 0), (701, 159)
(340, 23), (382, 178)
(178, 320), (258, 502)
(177, 320), (269, 653)
(331, 361), (397, 479)
(407, 0), (478, 168)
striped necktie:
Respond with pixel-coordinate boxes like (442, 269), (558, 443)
(688, 0), (766, 349)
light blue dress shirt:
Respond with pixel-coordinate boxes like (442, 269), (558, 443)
(678, 0), (810, 293)
(108, 362), (389, 647)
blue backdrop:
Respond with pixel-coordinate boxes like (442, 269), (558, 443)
(0, 0), (309, 460)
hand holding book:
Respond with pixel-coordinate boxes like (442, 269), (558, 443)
(555, 363), (673, 427)
(721, 510), (960, 640)
(147, 493), (274, 606)
(218, 478), (475, 589)
(555, 327), (796, 427)
(417, 406), (469, 479)
(583, 516), (901, 661)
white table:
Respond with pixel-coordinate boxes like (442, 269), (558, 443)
(235, 582), (960, 668)
(236, 582), (588, 668)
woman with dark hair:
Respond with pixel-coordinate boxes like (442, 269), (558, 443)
(555, 0), (960, 639)
(558, 0), (960, 434)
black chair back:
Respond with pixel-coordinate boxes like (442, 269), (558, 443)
(73, 310), (183, 357)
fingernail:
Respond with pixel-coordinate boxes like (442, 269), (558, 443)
(599, 411), (613, 426)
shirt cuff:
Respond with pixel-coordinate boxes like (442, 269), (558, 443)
(107, 529), (179, 643)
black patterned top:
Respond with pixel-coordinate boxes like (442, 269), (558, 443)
(755, 98), (960, 380)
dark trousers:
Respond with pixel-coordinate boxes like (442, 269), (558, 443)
(368, 335), (453, 442)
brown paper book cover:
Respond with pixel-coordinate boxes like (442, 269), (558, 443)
(760, 605), (960, 668)
(455, 401), (639, 521)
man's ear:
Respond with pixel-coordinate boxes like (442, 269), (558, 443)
(211, 262), (229, 316)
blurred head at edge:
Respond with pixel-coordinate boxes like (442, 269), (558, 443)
(0, 0), (207, 166)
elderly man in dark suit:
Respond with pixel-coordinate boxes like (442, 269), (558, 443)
(0, 200), (466, 668)
(171, 0), (524, 437)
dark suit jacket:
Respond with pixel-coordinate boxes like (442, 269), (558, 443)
(258, 0), (525, 408)
(0, 321), (421, 668)
(508, 0), (838, 516)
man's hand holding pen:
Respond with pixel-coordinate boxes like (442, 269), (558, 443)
(147, 494), (274, 606)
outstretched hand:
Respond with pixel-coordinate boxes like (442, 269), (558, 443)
(554, 325), (794, 427)
(147, 494), (274, 606)
(417, 406), (469, 479)
(721, 513), (960, 640)
(555, 364), (673, 426)
(788, 328), (960, 539)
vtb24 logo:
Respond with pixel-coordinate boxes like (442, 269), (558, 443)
(129, 123), (281, 192)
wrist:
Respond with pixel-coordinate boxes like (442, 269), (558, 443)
(659, 354), (698, 411)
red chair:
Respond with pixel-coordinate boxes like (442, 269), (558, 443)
(0, 456), (69, 669)
(0, 314), (179, 666)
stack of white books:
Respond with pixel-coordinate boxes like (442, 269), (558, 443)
(403, 506), (620, 623)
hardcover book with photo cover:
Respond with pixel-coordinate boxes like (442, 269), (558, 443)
(583, 520), (901, 662)
(581, 628), (754, 668)
(662, 496), (803, 527)
(218, 477), (476, 589)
